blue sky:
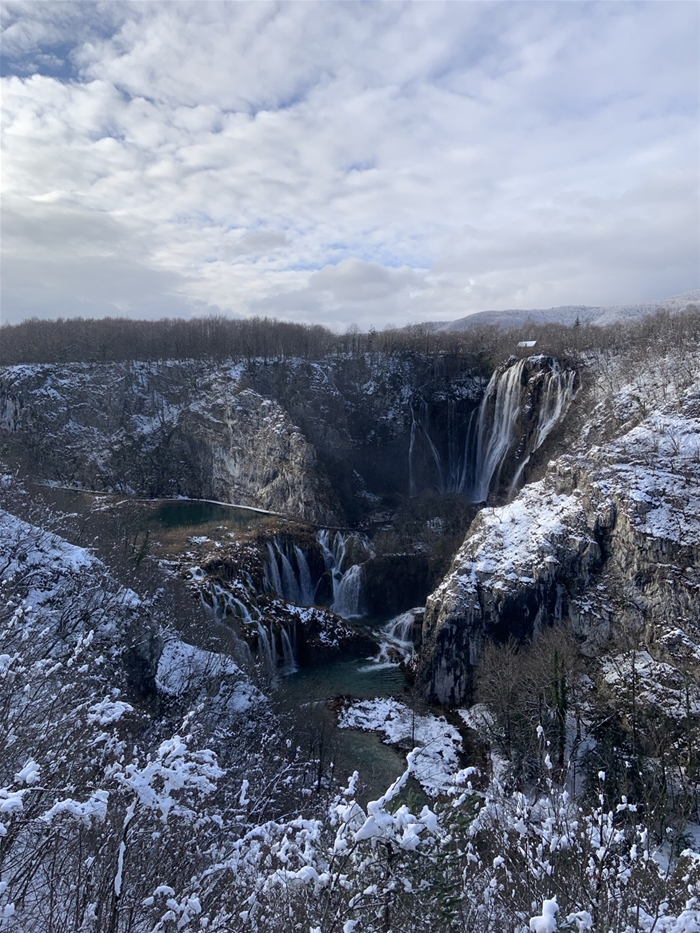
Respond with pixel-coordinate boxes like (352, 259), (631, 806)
(1, 1), (698, 329)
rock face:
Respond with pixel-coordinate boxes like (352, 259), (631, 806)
(419, 375), (700, 705)
(244, 353), (486, 516)
(0, 362), (339, 524)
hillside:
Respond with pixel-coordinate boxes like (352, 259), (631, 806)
(439, 289), (700, 332)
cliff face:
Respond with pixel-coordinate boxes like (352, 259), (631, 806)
(0, 362), (340, 524)
(419, 372), (700, 705)
(0, 353), (492, 526)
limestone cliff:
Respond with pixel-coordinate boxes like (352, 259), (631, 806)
(0, 362), (339, 524)
(419, 371), (700, 705)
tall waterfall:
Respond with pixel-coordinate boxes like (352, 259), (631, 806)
(469, 357), (576, 503)
(407, 357), (576, 503)
(317, 530), (366, 619)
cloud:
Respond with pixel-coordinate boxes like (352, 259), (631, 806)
(0, 194), (202, 321)
(1, 1), (698, 326)
(309, 260), (425, 303)
(226, 230), (289, 257)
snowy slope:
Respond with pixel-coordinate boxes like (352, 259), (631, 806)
(440, 289), (699, 332)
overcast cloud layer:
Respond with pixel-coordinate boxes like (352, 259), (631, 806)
(1, 1), (698, 329)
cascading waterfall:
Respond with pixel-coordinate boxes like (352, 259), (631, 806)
(204, 581), (256, 624)
(264, 530), (369, 619)
(507, 365), (577, 498)
(255, 620), (298, 677)
(264, 538), (315, 606)
(317, 530), (366, 619)
(470, 357), (576, 503)
(372, 609), (419, 667)
(406, 357), (575, 503)
(469, 360), (529, 503)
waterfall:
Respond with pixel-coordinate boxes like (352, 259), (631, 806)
(408, 399), (477, 497)
(293, 545), (315, 605)
(264, 542), (284, 597)
(279, 549), (301, 605)
(469, 357), (576, 503)
(408, 402), (445, 495)
(367, 608), (420, 668)
(229, 595), (254, 624)
(317, 530), (366, 619)
(255, 622), (275, 673)
(279, 626), (297, 674)
(406, 358), (574, 502)
(264, 538), (315, 606)
(255, 620), (298, 677)
(262, 531), (367, 619)
(533, 365), (577, 449)
(506, 366), (577, 498)
(332, 563), (363, 619)
(469, 360), (528, 503)
(408, 411), (418, 497)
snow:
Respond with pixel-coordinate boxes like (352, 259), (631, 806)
(155, 639), (240, 696)
(87, 698), (134, 726)
(601, 651), (700, 718)
(338, 698), (463, 796)
(0, 508), (95, 581)
(530, 897), (559, 933)
(42, 790), (109, 825)
(13, 761), (40, 786)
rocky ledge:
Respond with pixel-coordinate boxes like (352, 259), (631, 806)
(419, 377), (700, 706)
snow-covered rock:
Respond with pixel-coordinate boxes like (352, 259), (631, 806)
(420, 371), (700, 705)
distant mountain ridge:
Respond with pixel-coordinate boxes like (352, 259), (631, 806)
(439, 289), (700, 332)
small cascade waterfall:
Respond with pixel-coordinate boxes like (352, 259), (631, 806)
(372, 609), (419, 667)
(264, 538), (316, 606)
(317, 530), (367, 619)
(204, 581), (257, 624)
(255, 620), (298, 677)
(279, 626), (297, 674)
(333, 564), (363, 619)
(469, 357), (576, 503)
(256, 621), (276, 672)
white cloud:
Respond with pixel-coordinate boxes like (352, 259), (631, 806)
(226, 230), (289, 258)
(1, 1), (698, 327)
(309, 260), (426, 304)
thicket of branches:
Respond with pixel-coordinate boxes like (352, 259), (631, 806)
(1, 304), (697, 368)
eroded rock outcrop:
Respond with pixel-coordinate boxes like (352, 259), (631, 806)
(0, 362), (339, 524)
(420, 379), (700, 705)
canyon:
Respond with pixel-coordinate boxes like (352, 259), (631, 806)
(1, 308), (699, 932)
(1, 315), (698, 713)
